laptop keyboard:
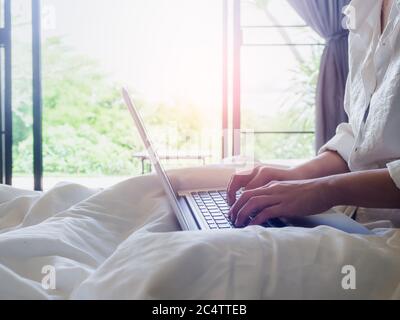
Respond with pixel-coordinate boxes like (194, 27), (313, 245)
(191, 190), (238, 229)
(191, 190), (287, 230)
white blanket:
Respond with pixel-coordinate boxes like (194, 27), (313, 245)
(0, 166), (399, 300)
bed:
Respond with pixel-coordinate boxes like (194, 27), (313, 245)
(0, 166), (399, 299)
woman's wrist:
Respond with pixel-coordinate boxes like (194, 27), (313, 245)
(289, 151), (350, 181)
(321, 169), (400, 209)
(286, 166), (309, 180)
(268, 167), (306, 181)
(320, 174), (350, 208)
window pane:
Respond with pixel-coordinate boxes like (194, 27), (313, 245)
(12, 0), (34, 189)
(241, 0), (307, 26)
(242, 132), (315, 161)
(242, 45), (322, 132)
(41, 0), (222, 189)
(240, 0), (322, 161)
(242, 26), (323, 46)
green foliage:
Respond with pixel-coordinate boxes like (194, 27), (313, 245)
(13, 37), (140, 175)
(12, 0), (321, 175)
(13, 30), (320, 173)
(12, 41), (33, 147)
(281, 47), (321, 132)
(15, 125), (135, 175)
(12, 37), (213, 175)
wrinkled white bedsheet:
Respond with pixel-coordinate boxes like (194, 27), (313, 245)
(0, 166), (399, 300)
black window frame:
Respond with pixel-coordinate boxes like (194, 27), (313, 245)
(32, 0), (43, 191)
(0, 0), (43, 190)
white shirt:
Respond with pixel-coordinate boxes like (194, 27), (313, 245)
(320, 0), (400, 227)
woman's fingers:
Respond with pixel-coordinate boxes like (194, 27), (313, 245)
(229, 188), (266, 221)
(234, 195), (280, 227)
(244, 168), (270, 191)
(227, 167), (260, 205)
(248, 206), (283, 226)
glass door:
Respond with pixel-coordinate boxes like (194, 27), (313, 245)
(40, 0), (223, 189)
(239, 0), (323, 165)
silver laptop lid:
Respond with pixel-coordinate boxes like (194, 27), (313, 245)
(122, 88), (190, 230)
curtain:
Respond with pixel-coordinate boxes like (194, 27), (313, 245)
(287, 0), (350, 151)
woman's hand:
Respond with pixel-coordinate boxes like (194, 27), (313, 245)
(226, 152), (350, 206)
(228, 178), (333, 227)
(226, 166), (302, 206)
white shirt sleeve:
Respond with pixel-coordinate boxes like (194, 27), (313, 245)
(318, 123), (355, 163)
(387, 160), (400, 190)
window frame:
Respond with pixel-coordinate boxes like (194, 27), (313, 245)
(32, 0), (43, 191)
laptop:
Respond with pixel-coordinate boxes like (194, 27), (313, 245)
(122, 88), (374, 235)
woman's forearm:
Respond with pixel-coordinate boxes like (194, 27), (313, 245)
(326, 169), (400, 209)
(290, 151), (350, 180)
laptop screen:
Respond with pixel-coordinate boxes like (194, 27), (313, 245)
(122, 88), (191, 229)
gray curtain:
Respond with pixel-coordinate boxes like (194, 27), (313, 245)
(288, 0), (350, 151)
